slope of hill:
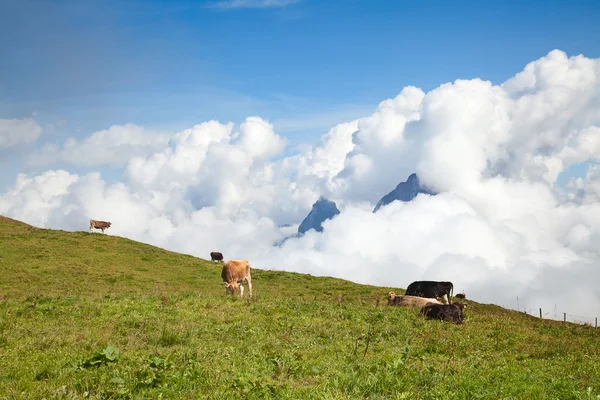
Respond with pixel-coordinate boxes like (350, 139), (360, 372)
(1, 216), (599, 399)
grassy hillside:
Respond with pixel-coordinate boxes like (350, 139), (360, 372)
(1, 216), (599, 399)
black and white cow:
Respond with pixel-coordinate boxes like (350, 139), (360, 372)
(405, 281), (454, 304)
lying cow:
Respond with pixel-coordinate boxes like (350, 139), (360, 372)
(405, 280), (454, 304)
(210, 251), (224, 262)
(89, 219), (112, 233)
(221, 259), (253, 298)
(421, 303), (467, 324)
(387, 292), (441, 307)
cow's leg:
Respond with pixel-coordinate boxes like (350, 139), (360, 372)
(441, 294), (449, 304)
(246, 274), (252, 298)
(240, 284), (244, 297)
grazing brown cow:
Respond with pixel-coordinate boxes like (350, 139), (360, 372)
(89, 219), (112, 233)
(421, 303), (467, 324)
(210, 251), (224, 262)
(387, 292), (441, 307)
(221, 259), (252, 297)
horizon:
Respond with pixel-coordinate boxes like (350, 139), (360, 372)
(1, 0), (600, 321)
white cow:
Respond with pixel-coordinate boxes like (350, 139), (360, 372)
(387, 292), (441, 307)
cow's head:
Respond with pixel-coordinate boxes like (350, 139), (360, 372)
(107, 222), (112, 228)
(387, 292), (396, 304)
(224, 281), (240, 295)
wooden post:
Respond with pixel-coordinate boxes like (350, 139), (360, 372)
(595, 317), (597, 328)
(539, 308), (542, 319)
(564, 313), (566, 323)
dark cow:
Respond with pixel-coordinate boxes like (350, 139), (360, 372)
(455, 293), (466, 299)
(89, 219), (112, 233)
(421, 303), (467, 324)
(210, 251), (224, 262)
(405, 281), (454, 304)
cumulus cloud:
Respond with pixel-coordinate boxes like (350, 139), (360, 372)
(2, 49), (600, 323)
(0, 118), (42, 148)
(27, 123), (170, 167)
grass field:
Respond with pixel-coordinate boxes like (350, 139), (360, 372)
(1, 215), (599, 399)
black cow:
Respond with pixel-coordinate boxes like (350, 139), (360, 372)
(455, 293), (466, 299)
(405, 281), (454, 304)
(210, 251), (224, 262)
(421, 303), (467, 324)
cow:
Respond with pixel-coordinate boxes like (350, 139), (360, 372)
(387, 292), (441, 307)
(455, 293), (466, 299)
(210, 252), (224, 262)
(221, 259), (253, 298)
(89, 219), (112, 233)
(421, 303), (467, 324)
(405, 281), (454, 304)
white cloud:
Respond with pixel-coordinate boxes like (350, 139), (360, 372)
(0, 118), (42, 148)
(211, 0), (302, 9)
(27, 123), (170, 167)
(2, 49), (600, 323)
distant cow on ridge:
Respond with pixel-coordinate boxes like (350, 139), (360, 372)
(405, 281), (454, 304)
(221, 260), (253, 298)
(89, 219), (112, 233)
(210, 252), (224, 262)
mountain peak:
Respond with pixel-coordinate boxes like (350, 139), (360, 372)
(298, 197), (340, 235)
(373, 173), (436, 213)
(406, 173), (418, 182)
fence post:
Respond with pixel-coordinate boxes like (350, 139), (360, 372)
(596, 317), (597, 328)
(564, 313), (566, 323)
(539, 308), (542, 319)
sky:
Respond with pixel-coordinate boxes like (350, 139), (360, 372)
(1, 0), (600, 323)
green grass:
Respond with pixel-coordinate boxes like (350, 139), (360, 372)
(1, 215), (599, 399)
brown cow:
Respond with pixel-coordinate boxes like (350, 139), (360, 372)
(89, 219), (112, 233)
(221, 259), (252, 298)
(421, 303), (467, 324)
(210, 251), (224, 262)
(387, 292), (441, 307)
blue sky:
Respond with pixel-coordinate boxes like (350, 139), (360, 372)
(1, 0), (599, 187)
